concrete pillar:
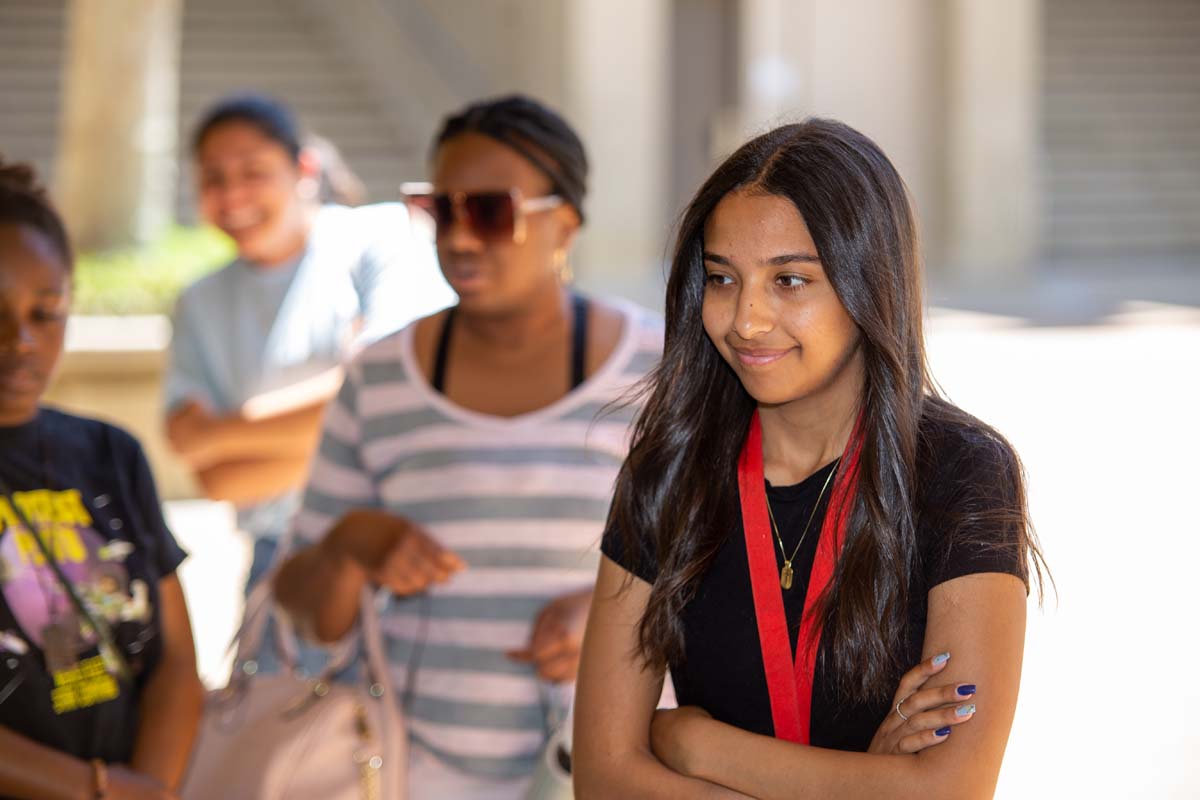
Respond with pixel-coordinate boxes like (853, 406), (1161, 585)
(562, 0), (672, 309)
(805, 0), (948, 274)
(55, 0), (182, 252)
(732, 0), (812, 141)
(944, 0), (1042, 281)
(724, 0), (948, 272)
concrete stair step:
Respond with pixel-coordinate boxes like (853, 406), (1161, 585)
(1044, 147), (1200, 163)
(1053, 197), (1200, 211)
(0, 5), (63, 26)
(0, 82), (63, 98)
(1049, 204), (1200, 222)
(1047, 178), (1200, 198)
(1049, 220), (1200, 240)
(180, 50), (362, 68)
(1048, 243), (1200, 259)
(0, 46), (64, 64)
(1049, 232), (1200, 248)
(0, 28), (65, 49)
(1, 0), (423, 220)
(1042, 0), (1200, 256)
(179, 74), (374, 95)
(181, 29), (315, 47)
(181, 8), (305, 24)
(1045, 131), (1200, 149)
(1044, 97), (1200, 115)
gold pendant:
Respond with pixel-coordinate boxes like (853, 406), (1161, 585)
(780, 562), (794, 590)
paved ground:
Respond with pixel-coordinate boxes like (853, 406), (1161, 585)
(927, 300), (1200, 798)
(168, 295), (1200, 799)
(166, 500), (245, 690)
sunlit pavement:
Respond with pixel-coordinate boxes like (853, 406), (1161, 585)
(167, 298), (1200, 798)
(166, 499), (246, 690)
(928, 300), (1200, 799)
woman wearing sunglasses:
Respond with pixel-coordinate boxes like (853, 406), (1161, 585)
(0, 159), (204, 800)
(273, 94), (660, 798)
(572, 120), (1047, 798)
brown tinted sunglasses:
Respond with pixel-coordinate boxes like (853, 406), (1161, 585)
(400, 182), (564, 244)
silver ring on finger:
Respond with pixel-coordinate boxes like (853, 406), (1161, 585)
(895, 694), (913, 722)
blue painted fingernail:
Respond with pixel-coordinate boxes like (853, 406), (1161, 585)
(935, 727), (951, 737)
(956, 703), (976, 717)
(957, 684), (976, 696)
(932, 652), (950, 666)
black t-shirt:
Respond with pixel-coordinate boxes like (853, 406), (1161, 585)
(0, 407), (187, 766)
(602, 412), (1026, 752)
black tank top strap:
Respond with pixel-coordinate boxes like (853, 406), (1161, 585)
(571, 293), (589, 390)
(431, 296), (589, 396)
(431, 306), (455, 394)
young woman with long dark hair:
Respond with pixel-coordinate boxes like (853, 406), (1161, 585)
(574, 120), (1046, 799)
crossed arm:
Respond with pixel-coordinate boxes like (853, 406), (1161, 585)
(573, 556), (1027, 800)
(166, 367), (343, 506)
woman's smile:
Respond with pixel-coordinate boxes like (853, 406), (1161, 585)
(730, 345), (794, 367)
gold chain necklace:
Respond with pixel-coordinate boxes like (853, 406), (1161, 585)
(765, 460), (839, 590)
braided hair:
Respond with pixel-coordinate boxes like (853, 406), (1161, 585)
(0, 156), (73, 268)
(434, 95), (589, 223)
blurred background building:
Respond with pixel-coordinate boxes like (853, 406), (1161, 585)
(2, 2), (1198, 797)
(5, 0), (1197, 495)
(3, 0), (1198, 304)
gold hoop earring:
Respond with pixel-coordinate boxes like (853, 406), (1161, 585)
(553, 248), (574, 285)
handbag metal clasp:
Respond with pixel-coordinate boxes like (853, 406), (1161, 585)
(280, 678), (331, 719)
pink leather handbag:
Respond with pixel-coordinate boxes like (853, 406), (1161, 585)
(181, 580), (405, 800)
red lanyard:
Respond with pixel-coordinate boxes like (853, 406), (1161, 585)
(736, 410), (861, 744)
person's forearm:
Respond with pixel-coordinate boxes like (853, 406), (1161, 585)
(130, 653), (205, 789)
(677, 717), (987, 800)
(195, 455), (312, 506)
(240, 366), (343, 421)
(170, 401), (327, 469)
(206, 402), (327, 463)
(575, 747), (753, 800)
(274, 521), (369, 642)
(0, 725), (93, 800)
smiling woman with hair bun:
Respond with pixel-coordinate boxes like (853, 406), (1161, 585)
(164, 94), (455, 609)
(273, 93), (664, 798)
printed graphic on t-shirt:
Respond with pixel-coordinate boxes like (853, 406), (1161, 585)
(0, 489), (151, 714)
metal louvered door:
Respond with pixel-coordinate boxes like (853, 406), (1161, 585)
(1043, 0), (1200, 263)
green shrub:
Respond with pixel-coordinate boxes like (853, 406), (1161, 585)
(73, 226), (235, 315)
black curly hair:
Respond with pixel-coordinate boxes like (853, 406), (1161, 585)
(0, 156), (73, 268)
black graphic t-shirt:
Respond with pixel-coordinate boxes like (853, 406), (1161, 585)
(0, 407), (186, 765)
